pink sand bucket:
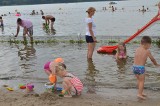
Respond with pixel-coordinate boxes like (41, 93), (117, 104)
(26, 83), (34, 91)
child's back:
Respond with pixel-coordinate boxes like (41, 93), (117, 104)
(134, 47), (149, 66)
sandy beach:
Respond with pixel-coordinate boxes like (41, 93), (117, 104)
(0, 0), (160, 106)
(0, 87), (160, 106)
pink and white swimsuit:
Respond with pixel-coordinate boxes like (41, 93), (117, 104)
(64, 73), (83, 95)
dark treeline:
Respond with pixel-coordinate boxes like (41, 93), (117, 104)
(0, 0), (119, 6)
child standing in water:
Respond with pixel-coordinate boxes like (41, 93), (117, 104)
(55, 63), (83, 97)
(133, 36), (160, 99)
(115, 42), (127, 59)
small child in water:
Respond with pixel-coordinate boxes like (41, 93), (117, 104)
(115, 42), (127, 59)
(55, 62), (83, 97)
(133, 36), (160, 99)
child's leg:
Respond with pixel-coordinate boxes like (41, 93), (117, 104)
(62, 82), (72, 97)
(137, 74), (146, 99)
(135, 74), (140, 89)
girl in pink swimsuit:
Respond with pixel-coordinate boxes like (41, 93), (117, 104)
(115, 42), (127, 59)
(44, 58), (65, 75)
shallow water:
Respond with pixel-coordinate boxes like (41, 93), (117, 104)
(0, 0), (160, 36)
(0, 36), (160, 94)
(0, 0), (160, 94)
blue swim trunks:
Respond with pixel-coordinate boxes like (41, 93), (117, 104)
(132, 65), (145, 75)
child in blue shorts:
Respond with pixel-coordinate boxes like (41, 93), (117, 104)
(133, 36), (160, 99)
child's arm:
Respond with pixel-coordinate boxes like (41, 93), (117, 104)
(115, 51), (119, 59)
(49, 62), (55, 74)
(49, 62), (57, 84)
(148, 50), (160, 66)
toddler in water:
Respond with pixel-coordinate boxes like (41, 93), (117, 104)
(133, 36), (160, 99)
(55, 62), (83, 97)
(115, 42), (127, 59)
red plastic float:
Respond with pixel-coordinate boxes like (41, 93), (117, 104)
(97, 15), (160, 53)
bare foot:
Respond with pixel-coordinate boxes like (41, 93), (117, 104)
(142, 93), (147, 97)
(64, 95), (72, 98)
(137, 95), (146, 100)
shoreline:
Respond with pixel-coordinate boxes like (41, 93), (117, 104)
(1, 87), (160, 106)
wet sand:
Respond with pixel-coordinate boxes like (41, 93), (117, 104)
(0, 87), (160, 106)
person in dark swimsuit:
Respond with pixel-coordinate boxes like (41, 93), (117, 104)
(42, 15), (55, 29)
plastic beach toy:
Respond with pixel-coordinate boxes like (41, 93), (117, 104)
(49, 74), (57, 83)
(6, 87), (14, 91)
(19, 84), (26, 89)
(44, 82), (62, 91)
(15, 14), (21, 16)
(26, 83), (34, 91)
(45, 82), (54, 89)
(54, 58), (64, 63)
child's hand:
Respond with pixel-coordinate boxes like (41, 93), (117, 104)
(61, 90), (66, 95)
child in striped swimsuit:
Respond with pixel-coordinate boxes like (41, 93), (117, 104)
(55, 63), (83, 97)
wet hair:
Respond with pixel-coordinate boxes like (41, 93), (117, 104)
(55, 63), (66, 73)
(17, 18), (22, 23)
(118, 42), (126, 53)
(86, 7), (96, 14)
(0, 17), (2, 19)
(42, 16), (45, 19)
(141, 36), (151, 44)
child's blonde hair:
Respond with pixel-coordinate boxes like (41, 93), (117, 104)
(55, 62), (66, 74)
(118, 42), (126, 53)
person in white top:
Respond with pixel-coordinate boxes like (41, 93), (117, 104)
(85, 7), (97, 59)
(15, 18), (33, 43)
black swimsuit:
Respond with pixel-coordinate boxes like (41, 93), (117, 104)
(51, 17), (55, 22)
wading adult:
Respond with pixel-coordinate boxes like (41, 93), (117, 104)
(42, 15), (55, 29)
(85, 7), (97, 59)
(15, 18), (33, 43)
